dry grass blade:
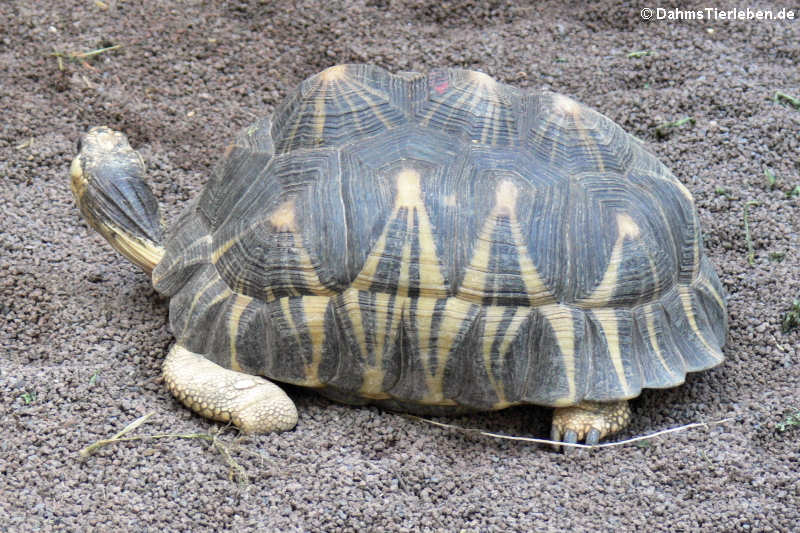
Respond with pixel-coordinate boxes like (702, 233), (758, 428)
(79, 413), (248, 486)
(407, 415), (735, 449)
(80, 412), (154, 457)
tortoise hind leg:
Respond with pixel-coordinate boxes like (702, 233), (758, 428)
(551, 400), (631, 448)
(163, 345), (298, 433)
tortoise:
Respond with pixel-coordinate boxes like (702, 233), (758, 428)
(69, 64), (727, 446)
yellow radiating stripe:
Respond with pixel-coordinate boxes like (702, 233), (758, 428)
(506, 206), (554, 305)
(421, 77), (478, 127)
(340, 289), (367, 363)
(457, 215), (493, 303)
(350, 230), (389, 290)
(421, 297), (472, 404)
(480, 85), (499, 145)
(539, 304), (577, 405)
(643, 305), (677, 379)
(186, 276), (229, 326)
(279, 297), (303, 352)
(578, 213), (641, 307)
(342, 75), (395, 130)
(695, 271), (725, 315)
(490, 306), (530, 408)
(678, 286), (723, 361)
(359, 292), (402, 399)
(591, 308), (630, 395)
(397, 221), (413, 298)
(153, 235), (211, 286)
(227, 294), (253, 372)
(352, 169), (447, 297)
(415, 297), (439, 391)
(292, 234), (336, 296)
(312, 82), (328, 143)
(573, 111), (606, 173)
(414, 206), (447, 295)
(301, 296), (330, 386)
(547, 94), (577, 163)
(284, 98), (312, 151)
(459, 180), (553, 305)
(334, 78), (363, 135)
(481, 306), (505, 404)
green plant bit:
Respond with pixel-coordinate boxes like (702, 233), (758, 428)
(774, 91), (800, 109)
(787, 185), (800, 198)
(627, 50), (652, 58)
(782, 299), (800, 333)
(768, 251), (786, 262)
(51, 44), (122, 70)
(742, 201), (759, 265)
(764, 168), (777, 189)
(655, 117), (695, 138)
(776, 408), (800, 432)
(21, 392), (36, 404)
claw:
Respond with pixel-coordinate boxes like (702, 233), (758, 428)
(562, 429), (579, 455)
(550, 425), (563, 451)
(586, 428), (601, 446)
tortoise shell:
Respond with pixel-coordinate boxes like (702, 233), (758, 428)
(151, 64), (726, 412)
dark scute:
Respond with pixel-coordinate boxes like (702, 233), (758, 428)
(212, 149), (348, 298)
(521, 307), (589, 405)
(631, 303), (687, 388)
(198, 117), (275, 230)
(338, 126), (463, 284)
(271, 65), (409, 154)
(168, 264), (229, 353)
(416, 68), (522, 146)
(523, 91), (634, 175)
(152, 199), (210, 298)
(661, 288), (724, 372)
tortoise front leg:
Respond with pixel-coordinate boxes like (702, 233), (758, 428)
(550, 400), (632, 448)
(163, 345), (298, 433)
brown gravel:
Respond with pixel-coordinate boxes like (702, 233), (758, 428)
(1, 1), (799, 531)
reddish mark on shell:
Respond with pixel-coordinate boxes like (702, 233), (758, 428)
(434, 81), (449, 94)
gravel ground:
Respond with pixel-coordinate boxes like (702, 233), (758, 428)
(1, 1), (798, 531)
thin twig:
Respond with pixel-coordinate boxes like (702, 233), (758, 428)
(406, 415), (735, 449)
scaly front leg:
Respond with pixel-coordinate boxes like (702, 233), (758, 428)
(163, 345), (298, 433)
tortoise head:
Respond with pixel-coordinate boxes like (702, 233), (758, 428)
(70, 126), (165, 273)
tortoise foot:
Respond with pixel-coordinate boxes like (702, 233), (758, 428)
(163, 345), (297, 433)
(550, 400), (631, 449)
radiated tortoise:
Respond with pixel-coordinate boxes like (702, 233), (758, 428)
(69, 64), (727, 446)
